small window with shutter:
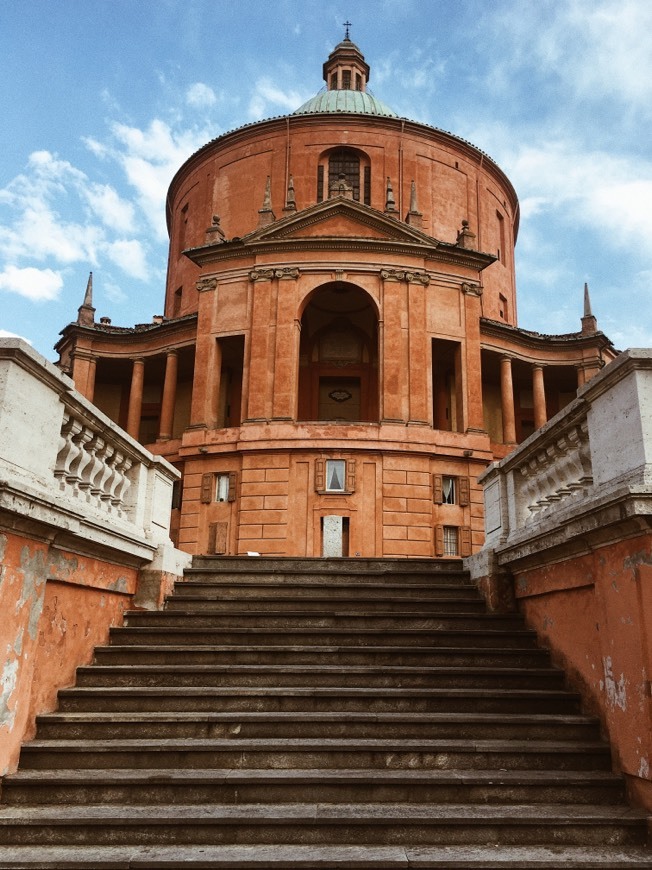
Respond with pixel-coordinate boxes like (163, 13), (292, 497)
(315, 458), (355, 494)
(433, 474), (471, 506)
(200, 471), (237, 504)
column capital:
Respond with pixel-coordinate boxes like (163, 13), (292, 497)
(380, 268), (429, 285)
(196, 277), (218, 293)
(462, 282), (483, 297)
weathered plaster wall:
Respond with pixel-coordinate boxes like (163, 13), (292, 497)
(513, 537), (652, 810)
(0, 530), (138, 775)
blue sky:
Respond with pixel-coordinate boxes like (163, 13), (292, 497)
(1, 0), (651, 359)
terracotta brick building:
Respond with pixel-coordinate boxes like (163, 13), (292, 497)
(56, 35), (615, 559)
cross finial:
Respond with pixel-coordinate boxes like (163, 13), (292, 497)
(343, 20), (352, 39)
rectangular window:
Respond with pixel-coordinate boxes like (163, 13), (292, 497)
(363, 166), (371, 206)
(326, 459), (346, 492)
(355, 74), (362, 91)
(315, 458), (356, 493)
(433, 474), (470, 506)
(342, 70), (351, 89)
(442, 476), (455, 504)
(443, 526), (459, 556)
(499, 293), (508, 321)
(497, 211), (506, 265)
(330, 72), (338, 90)
(215, 473), (230, 502)
(200, 471), (237, 504)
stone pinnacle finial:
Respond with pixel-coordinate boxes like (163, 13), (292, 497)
(456, 219), (477, 249)
(283, 175), (297, 212)
(405, 180), (423, 227)
(258, 176), (276, 227)
(385, 177), (397, 214)
(581, 281), (598, 335)
(77, 272), (96, 327)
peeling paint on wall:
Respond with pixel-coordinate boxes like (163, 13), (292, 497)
(18, 545), (47, 641)
(639, 757), (650, 779)
(601, 656), (628, 711)
(0, 658), (19, 728)
(108, 576), (129, 594)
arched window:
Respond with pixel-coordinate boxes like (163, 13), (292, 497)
(317, 148), (371, 205)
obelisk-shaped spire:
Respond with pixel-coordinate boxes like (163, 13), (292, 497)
(77, 272), (95, 327)
(581, 282), (598, 334)
(258, 176), (276, 227)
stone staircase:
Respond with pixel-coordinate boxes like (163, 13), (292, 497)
(0, 557), (650, 868)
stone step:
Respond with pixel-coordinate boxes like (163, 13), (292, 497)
(95, 643), (552, 668)
(188, 556), (467, 581)
(33, 711), (602, 742)
(165, 594), (487, 614)
(55, 685), (583, 715)
(0, 803), (646, 848)
(109, 625), (540, 649)
(17, 738), (612, 772)
(2, 843), (652, 869)
(123, 610), (526, 631)
(74, 663), (567, 691)
(2, 767), (626, 807)
(174, 580), (481, 600)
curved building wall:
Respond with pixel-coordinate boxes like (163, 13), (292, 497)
(165, 115), (518, 325)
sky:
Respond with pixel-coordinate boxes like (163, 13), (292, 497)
(1, 0), (651, 359)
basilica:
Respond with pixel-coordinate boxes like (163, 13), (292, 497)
(55, 33), (615, 559)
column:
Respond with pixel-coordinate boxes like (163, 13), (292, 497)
(244, 270), (274, 422)
(158, 351), (178, 440)
(500, 355), (516, 444)
(461, 283), (485, 432)
(532, 364), (547, 430)
(381, 271), (408, 423)
(271, 269), (300, 420)
(407, 274), (430, 425)
(71, 352), (96, 402)
(126, 358), (145, 439)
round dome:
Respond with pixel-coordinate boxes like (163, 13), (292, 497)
(293, 89), (398, 118)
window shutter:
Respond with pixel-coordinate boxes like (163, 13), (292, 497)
(315, 459), (325, 492)
(346, 459), (356, 493)
(460, 526), (472, 557)
(435, 524), (444, 557)
(227, 471), (237, 502)
(433, 474), (443, 504)
(208, 521), (229, 555)
(200, 472), (213, 504)
(459, 476), (470, 507)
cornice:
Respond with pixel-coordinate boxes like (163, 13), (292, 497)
(480, 317), (616, 354)
(185, 236), (495, 272)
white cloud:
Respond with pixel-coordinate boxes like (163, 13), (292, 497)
(247, 78), (309, 119)
(186, 82), (217, 107)
(108, 119), (215, 239)
(0, 266), (63, 302)
(105, 239), (148, 279)
(84, 183), (135, 233)
(491, 0), (652, 114)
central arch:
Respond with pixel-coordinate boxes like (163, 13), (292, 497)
(298, 282), (379, 422)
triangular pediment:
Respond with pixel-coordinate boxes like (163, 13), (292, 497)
(242, 197), (441, 247)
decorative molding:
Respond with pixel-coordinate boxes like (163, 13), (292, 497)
(380, 269), (430, 286)
(196, 277), (218, 293)
(462, 282), (483, 297)
(249, 268), (300, 282)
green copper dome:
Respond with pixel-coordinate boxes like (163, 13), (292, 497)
(293, 89), (398, 118)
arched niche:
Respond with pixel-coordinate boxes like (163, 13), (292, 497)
(298, 282), (379, 423)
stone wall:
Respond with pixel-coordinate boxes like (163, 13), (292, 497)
(468, 349), (652, 810)
(0, 339), (190, 774)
